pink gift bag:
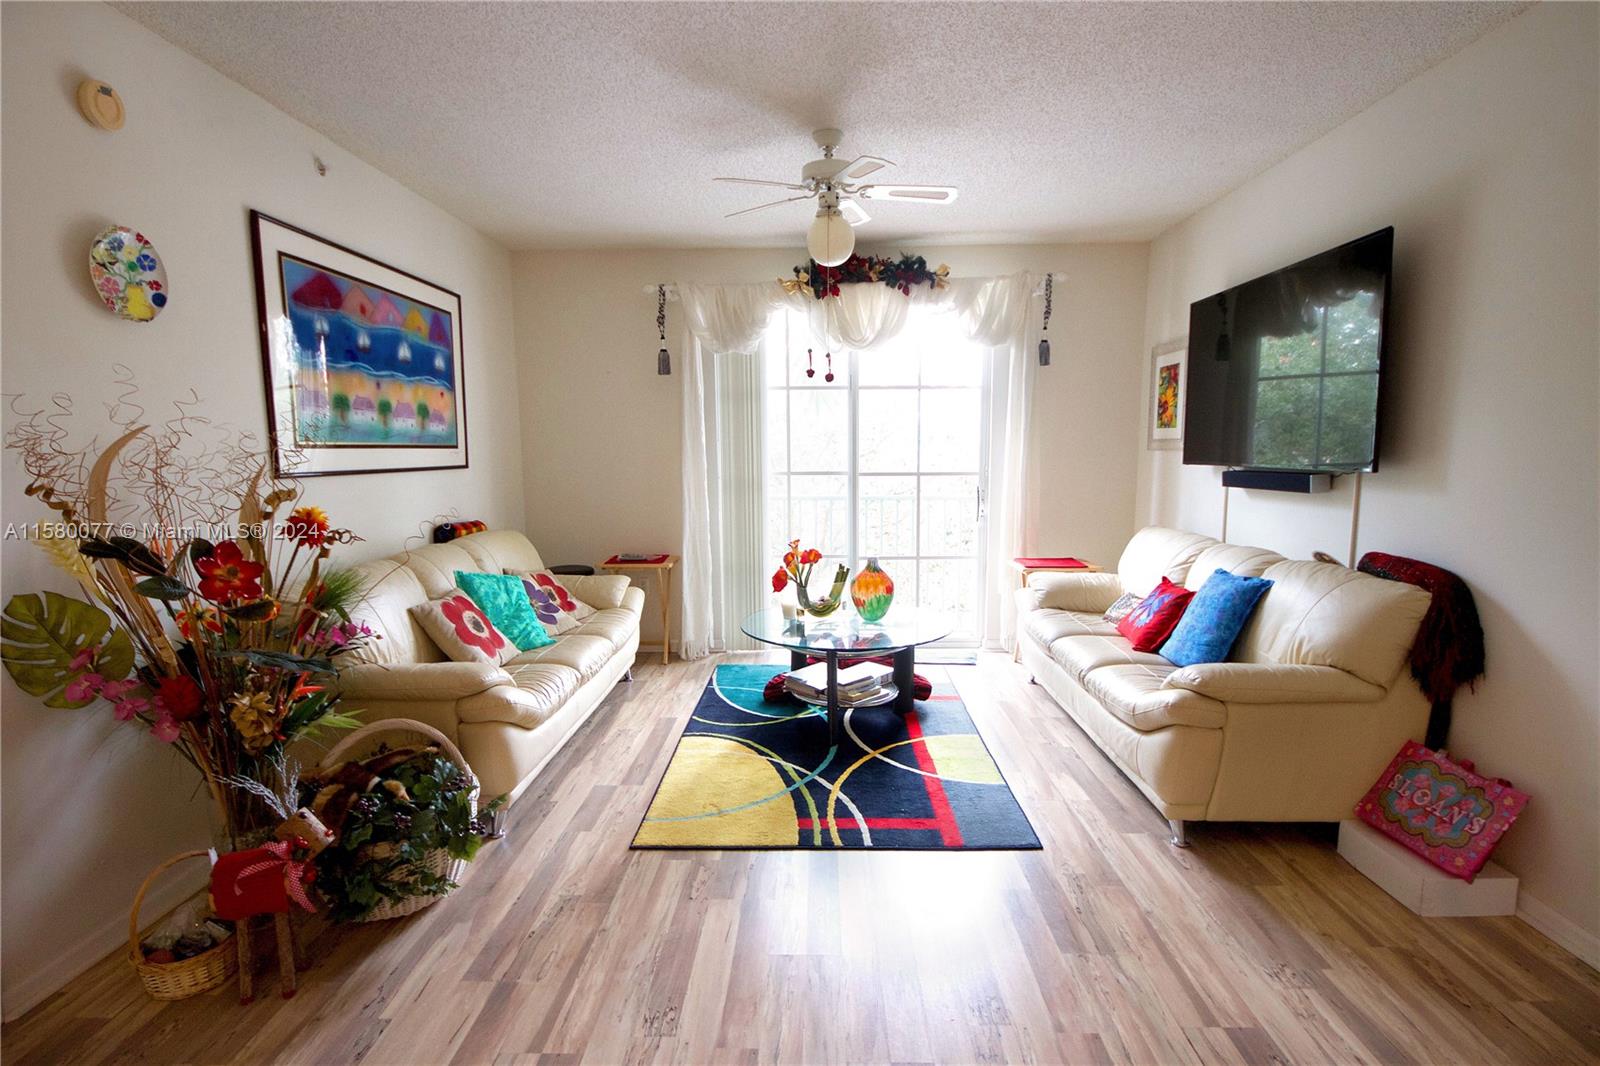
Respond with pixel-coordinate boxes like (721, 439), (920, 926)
(1355, 740), (1529, 882)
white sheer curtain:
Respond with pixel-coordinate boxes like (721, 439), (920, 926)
(679, 274), (1038, 659)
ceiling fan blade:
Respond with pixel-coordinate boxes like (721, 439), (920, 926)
(838, 199), (871, 228)
(724, 194), (813, 219)
(714, 176), (809, 191)
(840, 154), (894, 181)
(857, 184), (960, 204)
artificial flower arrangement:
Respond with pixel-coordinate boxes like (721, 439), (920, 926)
(1, 389), (375, 849)
(771, 539), (850, 618)
(782, 254), (950, 301)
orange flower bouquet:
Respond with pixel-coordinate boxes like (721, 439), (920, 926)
(770, 539), (850, 618)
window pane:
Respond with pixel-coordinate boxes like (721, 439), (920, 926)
(1318, 373), (1379, 468)
(858, 475), (917, 557)
(1250, 377), (1318, 468)
(1258, 319), (1322, 379)
(857, 348), (918, 387)
(790, 342), (842, 387)
(789, 389), (848, 471)
(765, 473), (789, 565)
(788, 474), (849, 557)
(920, 340), (983, 387)
(921, 475), (978, 556)
(919, 389), (981, 471)
(858, 388), (918, 472)
(1325, 292), (1381, 372)
(919, 558), (977, 638)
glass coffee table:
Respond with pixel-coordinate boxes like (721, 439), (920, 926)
(740, 607), (952, 744)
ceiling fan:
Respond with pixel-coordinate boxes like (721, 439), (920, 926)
(715, 128), (959, 266)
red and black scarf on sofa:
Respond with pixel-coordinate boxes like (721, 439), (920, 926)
(1355, 551), (1485, 749)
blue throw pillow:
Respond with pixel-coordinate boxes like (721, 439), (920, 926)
(1159, 569), (1273, 667)
(454, 570), (554, 651)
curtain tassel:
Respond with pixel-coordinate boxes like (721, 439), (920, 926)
(656, 284), (671, 375)
(1038, 272), (1053, 367)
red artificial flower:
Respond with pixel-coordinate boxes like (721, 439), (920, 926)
(195, 541), (264, 603)
(283, 505), (330, 548)
(154, 675), (204, 721)
(771, 568), (789, 593)
(177, 604), (223, 640)
(801, 548), (822, 565)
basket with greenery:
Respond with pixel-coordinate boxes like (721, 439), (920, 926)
(304, 719), (501, 922)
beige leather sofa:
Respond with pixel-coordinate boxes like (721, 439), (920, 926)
(1016, 526), (1432, 845)
(332, 530), (642, 805)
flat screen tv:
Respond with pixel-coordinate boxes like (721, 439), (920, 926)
(1183, 227), (1392, 473)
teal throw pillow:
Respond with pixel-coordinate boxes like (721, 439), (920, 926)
(1159, 569), (1273, 667)
(454, 570), (554, 651)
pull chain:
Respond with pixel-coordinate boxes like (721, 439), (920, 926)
(656, 284), (671, 375)
(1038, 273), (1053, 367)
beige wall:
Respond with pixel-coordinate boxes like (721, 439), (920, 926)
(0, 3), (521, 1015)
(511, 242), (1149, 650)
(1136, 2), (1599, 961)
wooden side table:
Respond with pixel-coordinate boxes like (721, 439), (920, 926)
(599, 555), (679, 664)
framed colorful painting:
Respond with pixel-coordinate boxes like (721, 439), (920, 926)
(250, 211), (468, 477)
(1148, 338), (1187, 450)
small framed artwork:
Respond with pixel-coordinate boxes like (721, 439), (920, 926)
(250, 210), (468, 477)
(1148, 338), (1187, 450)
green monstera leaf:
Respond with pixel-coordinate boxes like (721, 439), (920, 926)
(1, 592), (134, 708)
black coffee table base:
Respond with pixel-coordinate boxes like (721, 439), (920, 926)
(790, 647), (916, 744)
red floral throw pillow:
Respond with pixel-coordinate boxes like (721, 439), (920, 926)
(410, 590), (515, 665)
(508, 570), (597, 630)
(1115, 578), (1195, 652)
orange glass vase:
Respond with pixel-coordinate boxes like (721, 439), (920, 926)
(850, 558), (895, 622)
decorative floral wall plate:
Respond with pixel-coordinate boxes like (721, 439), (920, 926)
(88, 226), (167, 321)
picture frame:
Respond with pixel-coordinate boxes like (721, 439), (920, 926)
(1148, 337), (1187, 450)
(250, 210), (469, 478)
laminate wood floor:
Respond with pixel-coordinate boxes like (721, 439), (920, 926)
(5, 654), (1597, 1065)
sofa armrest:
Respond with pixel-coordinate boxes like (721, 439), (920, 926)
(1163, 663), (1385, 704)
(1025, 571), (1124, 613)
(567, 574), (631, 610)
(334, 661), (514, 701)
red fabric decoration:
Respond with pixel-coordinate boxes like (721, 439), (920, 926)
(208, 841), (317, 919)
(1115, 578), (1195, 652)
(1014, 557), (1089, 569)
(1356, 552), (1485, 749)
(1355, 740), (1528, 882)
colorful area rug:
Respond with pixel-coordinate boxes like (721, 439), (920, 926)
(632, 664), (1040, 850)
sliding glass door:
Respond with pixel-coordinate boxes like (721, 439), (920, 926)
(763, 309), (989, 644)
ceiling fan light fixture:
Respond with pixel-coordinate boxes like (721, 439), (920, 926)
(807, 206), (854, 267)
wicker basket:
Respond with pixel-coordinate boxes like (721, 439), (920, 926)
(129, 850), (238, 1000)
(317, 717), (479, 922)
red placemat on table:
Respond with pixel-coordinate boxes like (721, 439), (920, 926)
(603, 553), (671, 566)
(1015, 556), (1089, 569)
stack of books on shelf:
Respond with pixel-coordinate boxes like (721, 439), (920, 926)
(785, 661), (893, 705)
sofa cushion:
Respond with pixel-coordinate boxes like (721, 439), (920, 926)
(574, 606), (641, 650)
(409, 591), (518, 666)
(1049, 634), (1172, 683)
(1235, 560), (1432, 687)
(390, 543), (483, 599)
(458, 662), (580, 729)
(1116, 527), (1217, 597)
(1183, 544), (1285, 589)
(1079, 663), (1228, 731)
(343, 559), (444, 666)
(1024, 608), (1119, 647)
(451, 529), (546, 576)
(1116, 578), (1195, 652)
(1160, 569), (1274, 667)
(509, 634), (614, 681)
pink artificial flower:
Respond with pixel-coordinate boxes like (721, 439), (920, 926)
(69, 647), (97, 671)
(100, 679), (138, 702)
(150, 714), (182, 743)
(64, 673), (106, 702)
(114, 696), (152, 722)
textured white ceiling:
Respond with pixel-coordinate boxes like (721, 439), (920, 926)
(115, 1), (1524, 250)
